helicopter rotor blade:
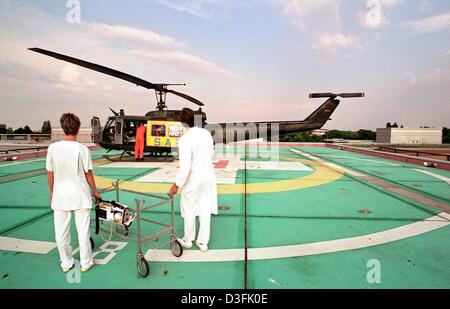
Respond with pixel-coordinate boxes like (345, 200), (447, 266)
(166, 89), (204, 107)
(337, 92), (365, 98)
(109, 107), (119, 116)
(309, 92), (365, 99)
(29, 47), (158, 90)
(309, 93), (335, 99)
(29, 48), (205, 106)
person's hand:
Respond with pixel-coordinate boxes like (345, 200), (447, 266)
(168, 184), (178, 197)
(92, 190), (101, 201)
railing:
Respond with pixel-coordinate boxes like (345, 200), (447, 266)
(0, 134), (52, 143)
(377, 146), (450, 161)
(0, 146), (49, 155)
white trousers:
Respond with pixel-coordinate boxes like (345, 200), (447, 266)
(183, 213), (211, 245)
(53, 209), (93, 269)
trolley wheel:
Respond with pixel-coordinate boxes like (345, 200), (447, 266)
(170, 239), (183, 257)
(90, 237), (95, 250)
(137, 257), (150, 278)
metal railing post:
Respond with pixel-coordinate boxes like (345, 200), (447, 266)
(135, 199), (144, 254)
(112, 179), (120, 203)
(171, 198), (174, 234)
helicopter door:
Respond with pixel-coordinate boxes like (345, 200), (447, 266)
(114, 119), (124, 145)
(91, 117), (102, 143)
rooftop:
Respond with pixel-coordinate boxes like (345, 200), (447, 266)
(0, 143), (449, 288)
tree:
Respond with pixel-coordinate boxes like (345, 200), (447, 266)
(357, 129), (376, 140)
(386, 122), (392, 128)
(392, 122), (399, 128)
(41, 121), (52, 134)
(14, 126), (33, 134)
(280, 132), (325, 142)
(327, 130), (359, 140)
(443, 127), (450, 144)
(6, 127), (13, 134)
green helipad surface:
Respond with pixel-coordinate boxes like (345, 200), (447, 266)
(0, 144), (449, 289)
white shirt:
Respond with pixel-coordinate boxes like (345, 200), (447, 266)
(46, 141), (94, 211)
(175, 127), (215, 188)
(175, 127), (218, 217)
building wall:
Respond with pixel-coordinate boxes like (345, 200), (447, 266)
(376, 128), (391, 143)
(51, 128), (93, 143)
(312, 129), (329, 136)
(376, 128), (442, 144)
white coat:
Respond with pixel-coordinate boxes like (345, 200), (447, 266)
(175, 127), (218, 218)
(46, 141), (93, 211)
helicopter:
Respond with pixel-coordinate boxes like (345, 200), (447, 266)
(29, 47), (364, 160)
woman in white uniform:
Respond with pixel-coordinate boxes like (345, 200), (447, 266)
(169, 108), (218, 252)
(46, 113), (101, 272)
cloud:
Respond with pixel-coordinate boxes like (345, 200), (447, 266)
(402, 12), (450, 33)
(54, 65), (99, 91)
(407, 67), (450, 86)
(84, 23), (182, 48)
(418, 0), (434, 13)
(379, 0), (404, 6)
(276, 0), (362, 59)
(313, 33), (360, 54)
(358, 0), (404, 29)
(157, 0), (220, 18)
(131, 50), (241, 80)
(0, 1), (242, 129)
(277, 0), (340, 32)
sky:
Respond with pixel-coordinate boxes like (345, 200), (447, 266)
(0, 0), (449, 131)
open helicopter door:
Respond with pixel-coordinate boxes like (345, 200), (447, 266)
(91, 116), (102, 143)
(114, 118), (124, 145)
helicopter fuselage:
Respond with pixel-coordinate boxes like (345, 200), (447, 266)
(92, 98), (342, 155)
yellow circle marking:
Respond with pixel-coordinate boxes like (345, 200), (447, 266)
(94, 157), (343, 195)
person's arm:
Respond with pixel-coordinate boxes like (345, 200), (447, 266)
(81, 146), (101, 200)
(169, 137), (192, 196)
(85, 170), (101, 200)
(45, 145), (54, 204)
(47, 171), (54, 202)
(210, 135), (215, 163)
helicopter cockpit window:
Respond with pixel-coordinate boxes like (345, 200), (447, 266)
(102, 118), (115, 143)
(123, 120), (138, 144)
(152, 125), (166, 137)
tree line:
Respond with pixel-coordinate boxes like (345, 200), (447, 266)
(281, 128), (450, 144)
(5, 121), (52, 134)
(3, 121), (450, 144)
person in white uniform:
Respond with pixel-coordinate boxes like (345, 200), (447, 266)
(46, 113), (101, 272)
(169, 108), (218, 252)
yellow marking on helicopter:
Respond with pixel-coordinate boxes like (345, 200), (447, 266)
(146, 120), (187, 148)
(94, 157), (344, 195)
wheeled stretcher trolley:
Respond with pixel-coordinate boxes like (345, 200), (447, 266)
(90, 180), (183, 277)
